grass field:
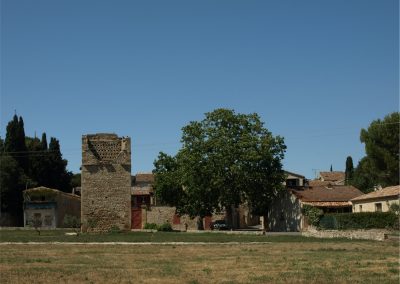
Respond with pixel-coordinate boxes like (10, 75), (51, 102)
(1, 231), (399, 283)
(0, 229), (384, 243)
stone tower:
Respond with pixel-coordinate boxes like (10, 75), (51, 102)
(81, 134), (131, 232)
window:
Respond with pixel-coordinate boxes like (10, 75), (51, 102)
(359, 205), (362, 212)
(375, 203), (382, 212)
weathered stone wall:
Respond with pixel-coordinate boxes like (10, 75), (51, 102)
(145, 206), (225, 231)
(302, 227), (388, 241)
(268, 189), (302, 232)
(56, 193), (81, 227)
(81, 134), (131, 232)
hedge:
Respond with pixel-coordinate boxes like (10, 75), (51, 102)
(318, 212), (399, 230)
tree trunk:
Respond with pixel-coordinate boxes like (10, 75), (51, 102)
(261, 214), (268, 234)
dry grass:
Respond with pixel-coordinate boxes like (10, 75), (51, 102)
(0, 241), (399, 283)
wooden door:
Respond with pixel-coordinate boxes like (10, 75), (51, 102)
(131, 208), (142, 229)
(204, 215), (212, 230)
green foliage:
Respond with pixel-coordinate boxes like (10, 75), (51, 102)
(302, 205), (323, 226)
(345, 156), (354, 185)
(71, 173), (81, 188)
(143, 223), (158, 230)
(319, 215), (338, 230)
(153, 109), (286, 222)
(1, 114), (73, 224)
(319, 212), (399, 230)
(389, 203), (400, 215)
(108, 225), (122, 234)
(352, 112), (399, 192)
(63, 214), (81, 229)
(0, 156), (26, 213)
(157, 223), (173, 232)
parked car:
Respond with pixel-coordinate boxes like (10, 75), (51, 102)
(212, 220), (230, 230)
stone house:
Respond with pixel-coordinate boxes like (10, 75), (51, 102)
(310, 171), (346, 186)
(130, 172), (226, 230)
(23, 187), (80, 229)
(268, 184), (364, 232)
(351, 185), (400, 213)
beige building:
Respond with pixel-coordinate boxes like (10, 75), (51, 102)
(23, 187), (80, 229)
(351, 185), (400, 213)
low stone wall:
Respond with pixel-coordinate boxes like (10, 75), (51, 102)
(144, 206), (225, 231)
(302, 227), (388, 241)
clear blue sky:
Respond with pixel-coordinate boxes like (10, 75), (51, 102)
(1, 0), (398, 179)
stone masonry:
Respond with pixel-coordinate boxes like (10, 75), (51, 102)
(81, 134), (131, 232)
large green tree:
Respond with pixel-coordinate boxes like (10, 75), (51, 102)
(352, 112), (399, 192)
(1, 115), (73, 225)
(153, 109), (286, 229)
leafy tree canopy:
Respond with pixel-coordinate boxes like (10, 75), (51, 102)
(153, 109), (286, 220)
(352, 112), (399, 192)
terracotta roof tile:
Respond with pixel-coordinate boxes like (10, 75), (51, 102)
(290, 185), (363, 202)
(351, 185), (400, 202)
(135, 173), (154, 183)
(319, 171), (345, 182)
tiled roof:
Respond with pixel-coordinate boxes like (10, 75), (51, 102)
(291, 185), (364, 202)
(132, 187), (153, 195)
(301, 201), (351, 208)
(308, 180), (333, 187)
(351, 185), (400, 202)
(135, 173), (154, 183)
(319, 171), (345, 182)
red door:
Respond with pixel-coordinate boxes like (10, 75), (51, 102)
(131, 208), (142, 229)
(204, 215), (212, 230)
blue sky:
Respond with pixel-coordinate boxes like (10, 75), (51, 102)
(1, 0), (398, 179)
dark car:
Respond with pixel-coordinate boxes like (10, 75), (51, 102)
(211, 220), (230, 230)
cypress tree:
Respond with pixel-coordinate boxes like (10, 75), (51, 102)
(4, 115), (19, 153)
(41, 133), (48, 150)
(47, 137), (72, 192)
(345, 156), (354, 185)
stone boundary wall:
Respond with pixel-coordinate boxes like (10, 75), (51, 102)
(144, 206), (225, 231)
(302, 227), (388, 241)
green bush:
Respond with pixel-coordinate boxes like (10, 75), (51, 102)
(157, 223), (173, 232)
(144, 223), (158, 230)
(302, 205), (323, 226)
(108, 225), (122, 234)
(319, 212), (399, 230)
(63, 215), (81, 229)
(319, 215), (338, 230)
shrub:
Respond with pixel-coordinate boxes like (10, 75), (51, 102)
(319, 215), (338, 230)
(108, 225), (122, 234)
(63, 215), (81, 229)
(302, 205), (323, 226)
(320, 212), (399, 230)
(389, 203), (400, 215)
(144, 223), (158, 230)
(157, 223), (173, 232)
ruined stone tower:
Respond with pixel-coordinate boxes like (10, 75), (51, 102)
(81, 134), (131, 232)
